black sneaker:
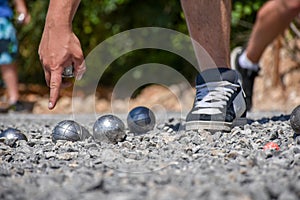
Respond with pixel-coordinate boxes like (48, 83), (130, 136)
(0, 101), (33, 113)
(0, 102), (9, 113)
(230, 47), (260, 111)
(186, 68), (247, 131)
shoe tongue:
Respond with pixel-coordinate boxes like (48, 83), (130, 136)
(196, 68), (237, 85)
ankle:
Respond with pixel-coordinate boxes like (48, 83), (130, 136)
(8, 99), (18, 105)
(238, 51), (259, 71)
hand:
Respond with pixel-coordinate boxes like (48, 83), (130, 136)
(14, 0), (31, 24)
(16, 12), (31, 24)
(38, 25), (86, 109)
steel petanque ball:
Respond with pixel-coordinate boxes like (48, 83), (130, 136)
(93, 114), (126, 144)
(290, 105), (300, 134)
(0, 128), (27, 141)
(127, 106), (156, 134)
(52, 120), (91, 142)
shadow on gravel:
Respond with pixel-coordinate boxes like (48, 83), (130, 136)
(248, 114), (290, 125)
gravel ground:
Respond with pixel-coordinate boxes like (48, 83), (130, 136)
(0, 112), (300, 200)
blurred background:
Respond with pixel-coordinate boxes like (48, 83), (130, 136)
(1, 0), (300, 114)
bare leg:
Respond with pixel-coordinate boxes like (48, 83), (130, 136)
(181, 0), (231, 70)
(1, 63), (19, 104)
(182, 0), (247, 131)
(246, 0), (300, 63)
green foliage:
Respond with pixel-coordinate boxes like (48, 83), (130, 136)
(231, 0), (265, 47)
(16, 0), (265, 86)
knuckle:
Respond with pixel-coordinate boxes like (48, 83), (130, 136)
(79, 65), (86, 72)
(49, 82), (58, 89)
(49, 78), (61, 89)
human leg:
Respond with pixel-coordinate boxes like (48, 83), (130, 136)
(0, 17), (25, 112)
(0, 62), (28, 113)
(181, 0), (231, 70)
(0, 63), (19, 104)
(246, 0), (300, 63)
(232, 0), (300, 111)
(181, 0), (247, 131)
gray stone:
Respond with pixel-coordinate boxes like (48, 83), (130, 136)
(0, 113), (299, 200)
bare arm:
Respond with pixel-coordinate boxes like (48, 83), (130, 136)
(38, 0), (85, 110)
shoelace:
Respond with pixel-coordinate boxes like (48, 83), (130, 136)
(195, 81), (239, 109)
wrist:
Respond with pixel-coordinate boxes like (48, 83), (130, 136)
(44, 17), (72, 32)
(46, 0), (78, 27)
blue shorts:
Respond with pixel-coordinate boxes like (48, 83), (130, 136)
(0, 17), (18, 65)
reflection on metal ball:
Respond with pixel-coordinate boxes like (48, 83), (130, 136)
(93, 114), (126, 144)
(16, 13), (25, 24)
(52, 120), (91, 142)
(62, 65), (74, 78)
(0, 128), (27, 141)
(127, 106), (156, 134)
(290, 105), (300, 134)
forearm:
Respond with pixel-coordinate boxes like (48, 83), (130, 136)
(45, 0), (81, 29)
(39, 0), (85, 109)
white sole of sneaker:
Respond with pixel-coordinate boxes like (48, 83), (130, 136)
(230, 46), (243, 70)
(185, 117), (247, 132)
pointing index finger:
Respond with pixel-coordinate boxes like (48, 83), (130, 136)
(48, 70), (62, 109)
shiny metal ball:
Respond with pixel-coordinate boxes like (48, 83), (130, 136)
(52, 120), (91, 142)
(290, 105), (300, 134)
(127, 106), (156, 134)
(0, 128), (27, 141)
(16, 13), (25, 24)
(62, 65), (74, 78)
(93, 114), (126, 144)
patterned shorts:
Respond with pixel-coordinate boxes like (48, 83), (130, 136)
(0, 17), (18, 65)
